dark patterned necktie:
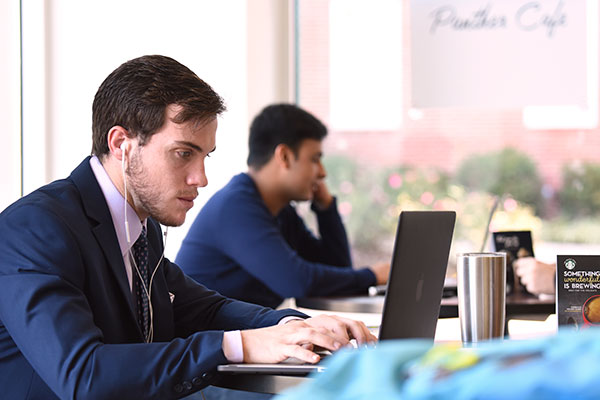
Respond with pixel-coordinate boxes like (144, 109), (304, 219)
(133, 226), (150, 340)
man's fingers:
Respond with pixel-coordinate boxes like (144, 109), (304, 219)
(514, 263), (531, 279)
(241, 315), (377, 364)
(293, 326), (344, 352)
(302, 316), (350, 344)
(288, 345), (322, 364)
(300, 342), (314, 351)
(303, 315), (377, 347)
(520, 274), (532, 286)
(284, 322), (338, 347)
(326, 315), (376, 344)
(329, 315), (375, 345)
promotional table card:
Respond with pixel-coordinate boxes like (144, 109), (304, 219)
(492, 231), (535, 294)
(557, 255), (600, 329)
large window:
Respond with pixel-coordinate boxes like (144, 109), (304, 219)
(14, 0), (254, 260)
(296, 0), (600, 277)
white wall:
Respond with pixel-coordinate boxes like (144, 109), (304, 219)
(18, 0), (293, 259)
(0, 1), (22, 211)
(247, 0), (295, 118)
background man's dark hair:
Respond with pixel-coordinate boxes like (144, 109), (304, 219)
(91, 55), (226, 158)
(247, 103), (327, 169)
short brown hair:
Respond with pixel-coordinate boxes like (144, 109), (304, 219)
(91, 55), (226, 158)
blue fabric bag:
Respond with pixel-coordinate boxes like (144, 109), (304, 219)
(276, 327), (600, 400)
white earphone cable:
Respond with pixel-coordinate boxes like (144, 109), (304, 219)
(122, 144), (167, 343)
(122, 145), (131, 244)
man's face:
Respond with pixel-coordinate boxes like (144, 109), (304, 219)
(285, 138), (326, 201)
(126, 105), (217, 226)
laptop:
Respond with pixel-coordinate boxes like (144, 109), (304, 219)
(217, 210), (456, 375)
(378, 211), (456, 340)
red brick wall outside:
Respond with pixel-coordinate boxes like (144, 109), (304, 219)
(297, 0), (600, 192)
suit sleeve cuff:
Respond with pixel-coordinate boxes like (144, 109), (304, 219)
(223, 330), (243, 363)
(359, 267), (377, 288)
(279, 316), (304, 325)
(311, 196), (338, 214)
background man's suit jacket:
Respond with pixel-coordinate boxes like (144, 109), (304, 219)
(0, 157), (305, 399)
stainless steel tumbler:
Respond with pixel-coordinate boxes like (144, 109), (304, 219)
(457, 252), (506, 343)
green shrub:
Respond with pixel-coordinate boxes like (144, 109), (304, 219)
(540, 216), (600, 243)
(322, 156), (391, 251)
(306, 153), (598, 267)
(559, 162), (600, 217)
(454, 147), (544, 213)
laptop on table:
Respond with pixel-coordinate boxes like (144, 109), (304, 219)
(217, 211), (456, 375)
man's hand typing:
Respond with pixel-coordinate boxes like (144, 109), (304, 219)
(240, 315), (376, 364)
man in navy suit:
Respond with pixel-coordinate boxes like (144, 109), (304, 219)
(0, 55), (375, 400)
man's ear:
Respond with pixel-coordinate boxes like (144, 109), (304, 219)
(273, 144), (293, 169)
(107, 126), (130, 161)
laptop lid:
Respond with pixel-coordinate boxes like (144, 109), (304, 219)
(379, 210), (456, 341)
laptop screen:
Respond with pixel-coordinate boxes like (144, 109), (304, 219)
(379, 211), (456, 341)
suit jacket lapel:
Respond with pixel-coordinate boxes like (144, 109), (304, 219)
(70, 157), (138, 324)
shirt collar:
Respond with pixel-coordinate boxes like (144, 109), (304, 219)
(89, 156), (144, 256)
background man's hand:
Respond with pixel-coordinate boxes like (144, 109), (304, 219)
(513, 257), (555, 296)
(312, 180), (333, 210)
(240, 315), (376, 364)
(370, 262), (391, 285)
